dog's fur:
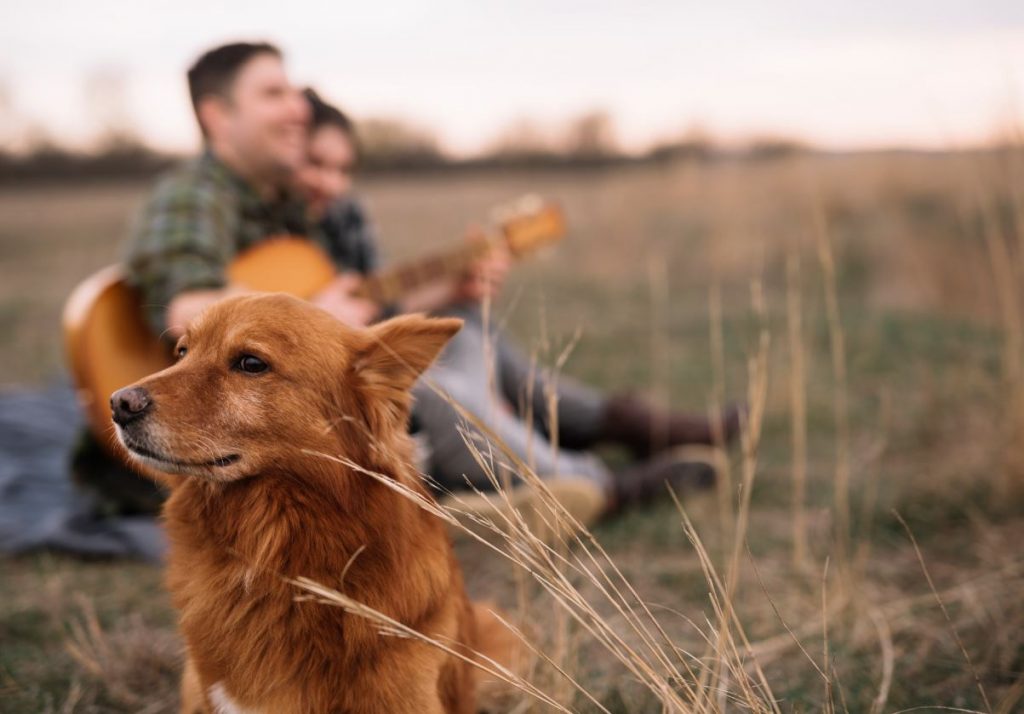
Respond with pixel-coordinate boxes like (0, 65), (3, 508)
(114, 293), (488, 713)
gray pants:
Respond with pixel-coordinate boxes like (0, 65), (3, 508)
(412, 306), (612, 493)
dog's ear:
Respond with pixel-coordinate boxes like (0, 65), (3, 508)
(354, 315), (462, 392)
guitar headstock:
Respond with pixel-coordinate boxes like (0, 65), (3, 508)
(493, 195), (567, 257)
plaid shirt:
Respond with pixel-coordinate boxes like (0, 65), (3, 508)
(123, 150), (316, 334)
(319, 197), (382, 275)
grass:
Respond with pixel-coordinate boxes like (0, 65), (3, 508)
(2, 149), (1024, 711)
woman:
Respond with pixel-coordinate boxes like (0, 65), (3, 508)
(295, 90), (385, 328)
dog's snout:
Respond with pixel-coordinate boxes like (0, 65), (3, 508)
(110, 386), (152, 426)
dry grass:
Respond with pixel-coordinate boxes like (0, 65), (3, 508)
(3, 148), (1024, 711)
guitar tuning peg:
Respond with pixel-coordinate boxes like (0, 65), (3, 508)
(491, 194), (546, 225)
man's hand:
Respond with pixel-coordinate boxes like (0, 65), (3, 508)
(166, 284), (251, 338)
(311, 273), (381, 328)
(454, 229), (511, 304)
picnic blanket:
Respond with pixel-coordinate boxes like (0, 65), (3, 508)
(0, 379), (165, 561)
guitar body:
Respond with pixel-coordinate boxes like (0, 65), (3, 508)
(64, 266), (175, 456)
(226, 237), (336, 298)
(63, 238), (336, 455)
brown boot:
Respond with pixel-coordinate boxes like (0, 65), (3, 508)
(601, 393), (744, 458)
(607, 448), (717, 514)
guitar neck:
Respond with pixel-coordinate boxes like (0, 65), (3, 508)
(357, 236), (499, 305)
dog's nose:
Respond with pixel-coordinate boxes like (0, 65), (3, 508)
(110, 386), (152, 426)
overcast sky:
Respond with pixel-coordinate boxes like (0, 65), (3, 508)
(2, 0), (1024, 154)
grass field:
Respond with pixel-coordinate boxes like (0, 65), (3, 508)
(2, 152), (1024, 712)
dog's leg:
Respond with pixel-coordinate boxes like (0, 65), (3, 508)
(179, 655), (208, 714)
(470, 600), (527, 707)
(349, 650), (449, 714)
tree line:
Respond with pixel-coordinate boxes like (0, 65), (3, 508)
(0, 112), (812, 183)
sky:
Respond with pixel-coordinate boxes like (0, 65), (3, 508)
(2, 0), (1024, 155)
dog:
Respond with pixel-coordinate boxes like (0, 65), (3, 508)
(111, 293), (497, 713)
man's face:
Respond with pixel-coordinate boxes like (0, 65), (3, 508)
(212, 54), (309, 177)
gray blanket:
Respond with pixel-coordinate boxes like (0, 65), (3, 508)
(0, 381), (165, 561)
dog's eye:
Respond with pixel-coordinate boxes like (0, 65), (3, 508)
(176, 346), (187, 360)
(237, 355), (269, 374)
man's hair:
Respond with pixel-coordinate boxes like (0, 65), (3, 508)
(303, 88), (357, 142)
(187, 42), (282, 135)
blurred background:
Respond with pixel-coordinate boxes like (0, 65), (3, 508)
(4, 2), (1024, 168)
(3, 2), (1024, 712)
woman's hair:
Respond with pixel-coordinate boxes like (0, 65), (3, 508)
(303, 88), (356, 141)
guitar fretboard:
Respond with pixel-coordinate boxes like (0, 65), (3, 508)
(357, 237), (496, 305)
(352, 201), (564, 305)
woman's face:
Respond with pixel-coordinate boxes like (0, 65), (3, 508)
(297, 124), (356, 218)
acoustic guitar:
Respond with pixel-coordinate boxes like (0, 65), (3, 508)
(63, 197), (566, 455)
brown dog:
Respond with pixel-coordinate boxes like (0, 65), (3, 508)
(111, 293), (486, 713)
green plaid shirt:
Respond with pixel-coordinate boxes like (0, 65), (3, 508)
(124, 150), (316, 334)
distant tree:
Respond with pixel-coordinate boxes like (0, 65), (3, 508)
(562, 110), (618, 160)
(0, 123), (173, 183)
(485, 118), (554, 161)
(647, 123), (718, 162)
(93, 128), (153, 156)
(90, 129), (171, 175)
(743, 135), (810, 161)
(356, 118), (445, 169)
(20, 125), (66, 157)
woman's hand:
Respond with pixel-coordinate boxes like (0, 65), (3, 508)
(454, 230), (511, 304)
